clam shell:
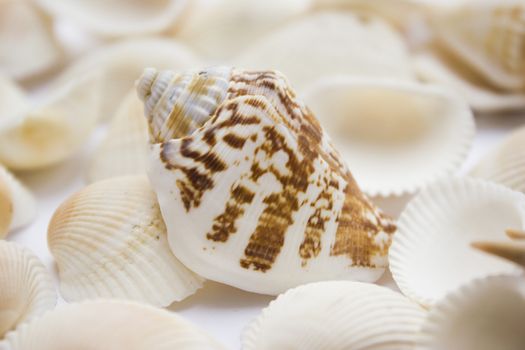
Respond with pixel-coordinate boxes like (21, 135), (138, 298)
(87, 91), (149, 183)
(0, 241), (56, 338)
(234, 12), (414, 92)
(390, 177), (525, 307)
(416, 275), (525, 350)
(242, 281), (426, 350)
(0, 300), (226, 349)
(48, 175), (204, 306)
(138, 67), (396, 295)
(470, 125), (525, 193)
(303, 77), (475, 197)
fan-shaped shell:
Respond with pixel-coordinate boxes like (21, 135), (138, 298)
(0, 241), (56, 338)
(87, 91), (149, 183)
(137, 67), (396, 295)
(48, 175), (203, 306)
(0, 300), (226, 349)
(390, 177), (525, 307)
(416, 275), (525, 350)
(242, 281), (426, 350)
(303, 77), (475, 197)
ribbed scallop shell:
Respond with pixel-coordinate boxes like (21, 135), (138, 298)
(0, 241), (56, 338)
(137, 67), (396, 295)
(416, 275), (525, 350)
(87, 91), (149, 183)
(0, 300), (226, 349)
(390, 177), (525, 307)
(303, 76), (475, 197)
(470, 125), (525, 193)
(48, 176), (204, 306)
(242, 281), (426, 349)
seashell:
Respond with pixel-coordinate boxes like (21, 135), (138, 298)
(416, 275), (525, 350)
(0, 166), (37, 237)
(0, 241), (56, 338)
(234, 12), (414, 93)
(48, 175), (204, 306)
(0, 75), (27, 123)
(137, 67), (397, 295)
(472, 228), (525, 268)
(0, 0), (62, 80)
(0, 299), (226, 349)
(390, 177), (525, 307)
(433, 1), (525, 91)
(34, 0), (189, 37)
(0, 73), (101, 170)
(177, 0), (311, 61)
(87, 91), (149, 183)
(242, 281), (426, 349)
(469, 125), (525, 193)
(52, 38), (202, 122)
(303, 76), (475, 197)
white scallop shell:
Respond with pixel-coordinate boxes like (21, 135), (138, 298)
(390, 177), (525, 307)
(34, 0), (189, 37)
(242, 281), (426, 350)
(87, 91), (149, 183)
(416, 275), (525, 350)
(0, 0), (62, 80)
(303, 77), (475, 197)
(470, 125), (525, 193)
(0, 300), (226, 349)
(0, 241), (56, 338)
(48, 175), (204, 306)
(234, 12), (415, 92)
(0, 73), (101, 170)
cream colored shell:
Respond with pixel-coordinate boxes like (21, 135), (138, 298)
(48, 176), (204, 306)
(0, 241), (56, 338)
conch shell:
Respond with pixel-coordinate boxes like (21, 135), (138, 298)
(137, 67), (396, 295)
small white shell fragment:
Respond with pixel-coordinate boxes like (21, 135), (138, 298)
(0, 300), (226, 350)
(0, 73), (101, 170)
(0, 0), (62, 80)
(390, 177), (525, 307)
(48, 176), (204, 306)
(303, 77), (475, 197)
(87, 91), (149, 183)
(470, 125), (525, 193)
(416, 275), (525, 350)
(235, 12), (414, 92)
(242, 281), (426, 350)
(0, 241), (56, 338)
(34, 0), (189, 37)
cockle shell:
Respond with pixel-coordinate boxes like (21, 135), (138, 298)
(433, 1), (525, 91)
(34, 0), (189, 37)
(87, 91), (149, 183)
(0, 241), (56, 338)
(137, 67), (397, 295)
(470, 125), (525, 193)
(390, 177), (525, 307)
(0, 300), (226, 349)
(416, 275), (525, 350)
(303, 76), (475, 197)
(242, 281), (426, 350)
(234, 12), (414, 93)
(48, 176), (204, 306)
(0, 0), (62, 80)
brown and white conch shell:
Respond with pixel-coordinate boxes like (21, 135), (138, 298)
(137, 67), (397, 295)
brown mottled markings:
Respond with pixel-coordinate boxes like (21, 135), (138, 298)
(223, 133), (247, 149)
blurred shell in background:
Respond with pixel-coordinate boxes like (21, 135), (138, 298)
(242, 281), (426, 350)
(0, 0), (62, 81)
(0, 300), (226, 350)
(48, 176), (204, 306)
(0, 241), (56, 338)
(304, 77), (475, 197)
(87, 91), (149, 183)
(33, 0), (190, 37)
